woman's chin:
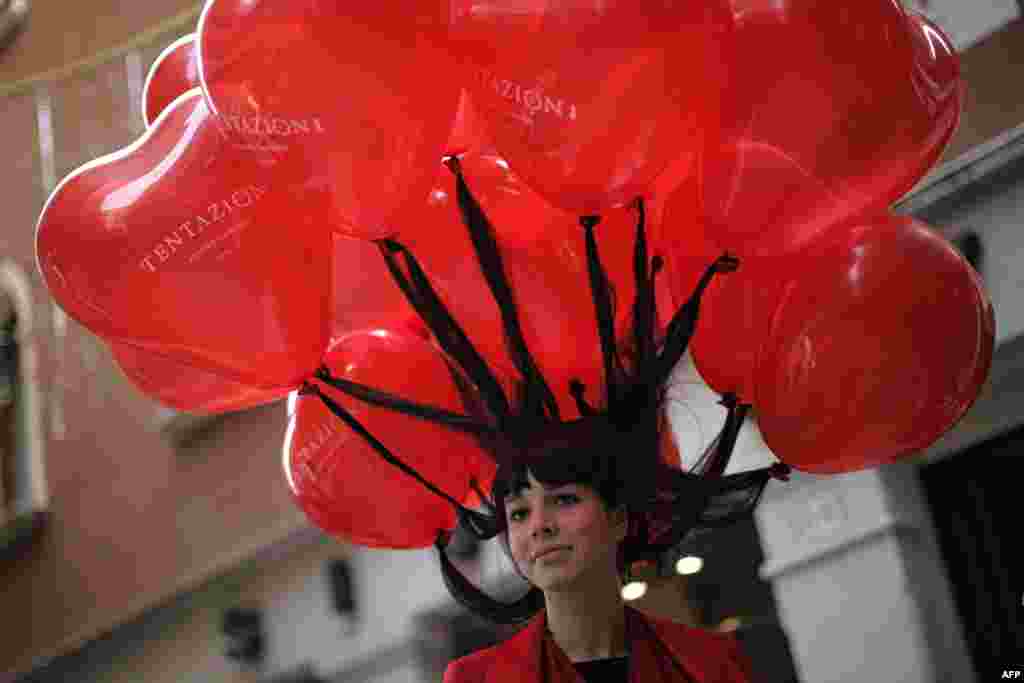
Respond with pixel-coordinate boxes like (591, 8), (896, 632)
(530, 564), (582, 593)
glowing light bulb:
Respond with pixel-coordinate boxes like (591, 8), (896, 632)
(675, 555), (703, 575)
(621, 581), (648, 601)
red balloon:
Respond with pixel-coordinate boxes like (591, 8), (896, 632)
(143, 33), (200, 127)
(284, 328), (495, 549)
(754, 215), (994, 474)
(331, 233), (415, 342)
(650, 185), (728, 346)
(198, 0), (461, 239)
(110, 342), (286, 413)
(901, 10), (964, 199)
(406, 151), (589, 250)
(445, 90), (494, 157)
(685, 1), (963, 259)
(450, 0), (732, 214)
(328, 150), (577, 344)
(404, 197), (653, 420)
(689, 258), (785, 403)
(36, 90), (331, 390)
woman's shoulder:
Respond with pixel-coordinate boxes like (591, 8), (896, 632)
(641, 611), (735, 645)
(441, 639), (509, 683)
(442, 610), (546, 683)
(635, 610), (754, 682)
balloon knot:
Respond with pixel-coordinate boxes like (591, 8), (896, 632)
(443, 155), (463, 176)
(579, 215), (602, 230)
(714, 252), (740, 273)
(378, 238), (404, 254)
(769, 463), (792, 481)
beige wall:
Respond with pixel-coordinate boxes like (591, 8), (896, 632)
(0, 38), (310, 677)
(940, 19), (1024, 162)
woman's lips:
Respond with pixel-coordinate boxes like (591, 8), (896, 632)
(532, 546), (572, 562)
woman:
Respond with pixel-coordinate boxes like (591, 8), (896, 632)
(308, 164), (785, 680)
(440, 417), (764, 683)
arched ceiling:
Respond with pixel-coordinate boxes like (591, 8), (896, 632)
(0, 0), (199, 86)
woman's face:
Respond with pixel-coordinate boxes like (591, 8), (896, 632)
(504, 470), (626, 592)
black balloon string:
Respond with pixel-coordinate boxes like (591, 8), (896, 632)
(376, 238), (513, 425)
(445, 155), (561, 422)
(313, 366), (496, 439)
(304, 378), (501, 539)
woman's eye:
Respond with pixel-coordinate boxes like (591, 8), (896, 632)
(508, 509), (527, 522)
(555, 494), (580, 505)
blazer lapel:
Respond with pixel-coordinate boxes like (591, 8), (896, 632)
(484, 607), (699, 683)
(627, 607), (697, 683)
(485, 611), (546, 683)
(485, 610), (587, 683)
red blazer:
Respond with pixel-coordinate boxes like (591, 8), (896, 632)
(442, 606), (752, 683)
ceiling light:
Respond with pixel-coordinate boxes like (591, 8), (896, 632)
(621, 581), (648, 601)
(675, 555), (704, 575)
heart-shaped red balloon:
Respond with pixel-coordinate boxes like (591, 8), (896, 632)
(143, 33), (200, 128)
(754, 215), (994, 474)
(284, 328), (495, 549)
(679, 1), (963, 259)
(111, 341), (287, 413)
(36, 90), (332, 390)
(450, 0), (732, 214)
(198, 0), (461, 240)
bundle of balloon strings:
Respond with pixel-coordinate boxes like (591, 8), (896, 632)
(300, 157), (790, 622)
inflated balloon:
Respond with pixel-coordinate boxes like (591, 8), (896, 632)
(329, 151), (583, 342)
(198, 0), (461, 239)
(755, 215), (994, 474)
(415, 239), (604, 420)
(331, 233), (416, 342)
(651, 182), (729, 343)
(682, 1), (963, 258)
(284, 328), (495, 549)
(689, 257), (786, 402)
(142, 33), (200, 127)
(445, 90), (493, 157)
(404, 190), (657, 419)
(450, 0), (732, 214)
(36, 90), (331, 389)
(403, 150), (597, 251)
(111, 341), (286, 414)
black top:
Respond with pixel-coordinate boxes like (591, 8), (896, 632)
(573, 655), (630, 682)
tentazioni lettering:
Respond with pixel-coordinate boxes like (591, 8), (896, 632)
(219, 114), (327, 137)
(138, 184), (267, 272)
(476, 68), (579, 121)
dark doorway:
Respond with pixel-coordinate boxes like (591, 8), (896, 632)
(919, 424), (1024, 676)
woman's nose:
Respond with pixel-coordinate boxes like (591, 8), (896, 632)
(529, 509), (556, 537)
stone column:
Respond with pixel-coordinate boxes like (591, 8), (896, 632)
(754, 463), (974, 682)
